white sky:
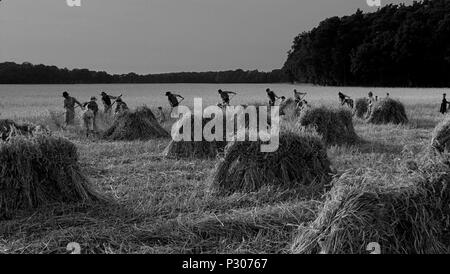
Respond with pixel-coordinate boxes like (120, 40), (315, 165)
(0, 0), (410, 74)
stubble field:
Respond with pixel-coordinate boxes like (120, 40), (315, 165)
(0, 86), (445, 254)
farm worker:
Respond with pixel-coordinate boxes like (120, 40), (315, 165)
(63, 91), (83, 126)
(338, 92), (350, 104)
(82, 96), (99, 137)
(440, 93), (449, 114)
(366, 91), (376, 118)
(338, 92), (354, 107)
(165, 91), (185, 109)
(100, 92), (119, 114)
(266, 88), (280, 106)
(218, 89), (237, 106)
(386, 93), (390, 98)
(114, 97), (129, 115)
(293, 89), (307, 107)
(156, 106), (166, 123)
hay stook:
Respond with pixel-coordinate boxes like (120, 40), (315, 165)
(431, 115), (450, 156)
(163, 113), (228, 159)
(103, 106), (170, 141)
(291, 159), (450, 254)
(0, 119), (50, 141)
(0, 135), (106, 220)
(210, 127), (332, 196)
(298, 106), (358, 146)
(368, 98), (408, 125)
(354, 98), (369, 119)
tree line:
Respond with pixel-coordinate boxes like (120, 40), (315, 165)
(0, 62), (287, 84)
(282, 0), (450, 87)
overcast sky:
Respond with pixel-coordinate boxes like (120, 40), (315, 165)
(0, 0), (409, 74)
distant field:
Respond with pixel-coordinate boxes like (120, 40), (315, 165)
(0, 84), (447, 254)
(0, 84), (445, 119)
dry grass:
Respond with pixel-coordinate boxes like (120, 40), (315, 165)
(163, 114), (227, 159)
(0, 135), (107, 220)
(368, 98), (408, 125)
(210, 126), (331, 196)
(1, 96), (448, 254)
(298, 106), (358, 145)
(431, 115), (450, 155)
(291, 154), (450, 254)
(354, 98), (369, 118)
(103, 106), (170, 141)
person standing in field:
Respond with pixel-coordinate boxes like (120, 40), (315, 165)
(165, 91), (185, 110)
(266, 88), (280, 106)
(63, 91), (83, 126)
(82, 96), (99, 137)
(100, 92), (119, 114)
(293, 89), (307, 108)
(156, 106), (166, 123)
(114, 97), (129, 115)
(366, 91), (376, 118)
(218, 89), (237, 106)
(440, 93), (449, 114)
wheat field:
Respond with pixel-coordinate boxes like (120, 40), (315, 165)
(0, 85), (446, 254)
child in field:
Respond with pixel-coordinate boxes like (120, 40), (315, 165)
(364, 92), (377, 119)
(156, 106), (166, 124)
(82, 96), (99, 137)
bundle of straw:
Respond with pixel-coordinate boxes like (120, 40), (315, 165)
(103, 106), (170, 141)
(210, 127), (331, 195)
(368, 98), (408, 125)
(0, 119), (46, 141)
(298, 106), (358, 145)
(291, 158), (450, 254)
(354, 98), (369, 118)
(163, 114), (228, 159)
(0, 135), (106, 220)
(431, 115), (450, 155)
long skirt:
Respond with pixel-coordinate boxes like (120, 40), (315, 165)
(65, 109), (75, 125)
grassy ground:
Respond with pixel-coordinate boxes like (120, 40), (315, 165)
(0, 102), (444, 254)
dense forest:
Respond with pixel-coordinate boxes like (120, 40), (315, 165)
(0, 62), (286, 84)
(283, 0), (450, 87)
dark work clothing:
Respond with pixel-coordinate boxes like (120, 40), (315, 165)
(441, 98), (448, 114)
(220, 92), (230, 104)
(268, 91), (276, 103)
(102, 95), (112, 106)
(168, 94), (179, 107)
(83, 101), (99, 115)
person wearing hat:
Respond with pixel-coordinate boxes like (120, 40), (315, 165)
(266, 88), (280, 106)
(63, 91), (83, 126)
(165, 91), (184, 109)
(114, 97), (129, 115)
(440, 93), (450, 115)
(100, 91), (119, 114)
(82, 96), (99, 137)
